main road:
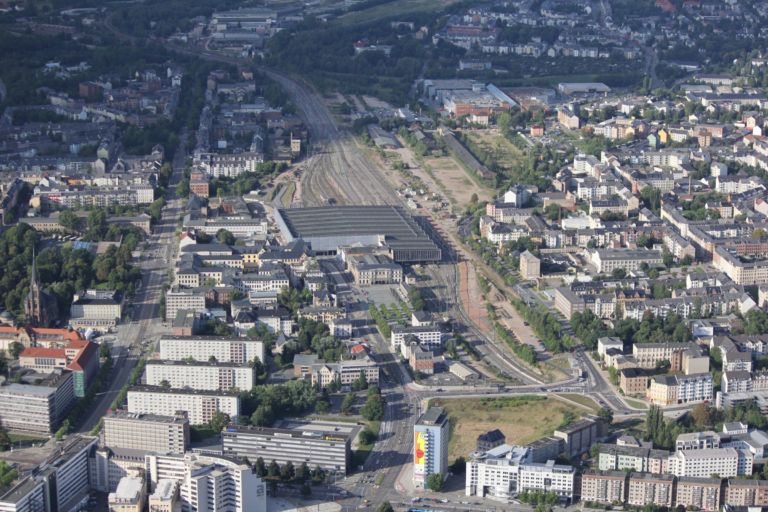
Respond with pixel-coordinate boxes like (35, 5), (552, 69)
(77, 137), (186, 433)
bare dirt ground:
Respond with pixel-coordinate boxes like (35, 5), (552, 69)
(423, 155), (494, 209)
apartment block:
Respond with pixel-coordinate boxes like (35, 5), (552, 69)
(626, 473), (674, 507)
(668, 448), (740, 478)
(158, 336), (265, 366)
(589, 248), (663, 274)
(103, 411), (190, 454)
(127, 386), (240, 425)
(222, 425), (351, 473)
(725, 479), (768, 507)
(675, 477), (721, 511)
(145, 360), (255, 392)
(676, 431), (720, 451)
(579, 470), (627, 504)
(390, 326), (442, 351)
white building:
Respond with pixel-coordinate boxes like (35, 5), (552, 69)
(465, 445), (575, 502)
(158, 336), (265, 366)
(145, 360), (255, 392)
(146, 452), (267, 512)
(667, 448), (742, 478)
(127, 386), (240, 425)
(390, 326), (442, 351)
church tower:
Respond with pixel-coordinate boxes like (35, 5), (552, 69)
(24, 248), (56, 326)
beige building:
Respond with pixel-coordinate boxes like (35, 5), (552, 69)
(145, 360), (255, 392)
(580, 470), (627, 504)
(725, 479), (768, 507)
(675, 477), (721, 511)
(590, 248), (663, 274)
(104, 411), (190, 454)
(310, 358), (379, 389)
(519, 250), (540, 280)
(148, 479), (180, 512)
(626, 473), (674, 507)
(347, 254), (403, 286)
(108, 476), (146, 512)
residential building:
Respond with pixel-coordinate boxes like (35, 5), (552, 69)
(414, 407), (450, 489)
(725, 479), (768, 507)
(145, 360), (255, 392)
(619, 368), (650, 396)
(676, 431), (720, 451)
(668, 448), (740, 478)
(626, 473), (674, 507)
(647, 373), (713, 406)
(408, 343), (434, 375)
(158, 336), (265, 366)
(579, 470), (627, 505)
(146, 452), (267, 512)
(222, 424), (351, 473)
(675, 477), (722, 511)
(127, 386), (240, 425)
(103, 411), (190, 454)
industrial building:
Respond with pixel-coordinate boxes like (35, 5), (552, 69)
(275, 206), (441, 262)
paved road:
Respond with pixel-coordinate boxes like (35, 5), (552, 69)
(77, 136), (186, 433)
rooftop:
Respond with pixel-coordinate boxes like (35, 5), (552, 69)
(417, 407), (447, 426)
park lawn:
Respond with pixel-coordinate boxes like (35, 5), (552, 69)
(432, 396), (588, 461)
(335, 0), (461, 26)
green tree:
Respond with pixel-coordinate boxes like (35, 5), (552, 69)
(377, 502), (395, 512)
(208, 411), (230, 433)
(597, 407), (613, 425)
(59, 210), (80, 232)
(426, 473), (444, 492)
(360, 394), (384, 421)
(341, 392), (355, 415)
(216, 229), (235, 245)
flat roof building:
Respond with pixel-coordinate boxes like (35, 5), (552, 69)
(104, 411), (190, 454)
(414, 407), (449, 489)
(275, 206), (441, 262)
(127, 386), (239, 426)
(222, 424), (351, 473)
(158, 335), (265, 366)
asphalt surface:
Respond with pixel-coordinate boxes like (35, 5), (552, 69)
(77, 136), (185, 433)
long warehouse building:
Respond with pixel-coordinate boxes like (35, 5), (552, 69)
(275, 206), (442, 262)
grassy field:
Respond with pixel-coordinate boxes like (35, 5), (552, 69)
(335, 0), (461, 25)
(624, 397), (649, 409)
(463, 130), (526, 170)
(431, 396), (589, 461)
(557, 393), (600, 412)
